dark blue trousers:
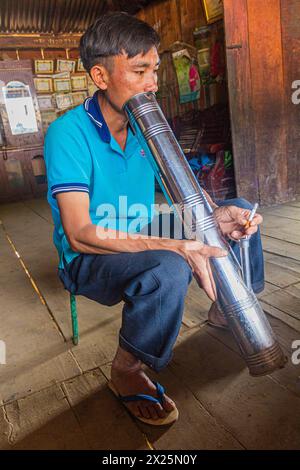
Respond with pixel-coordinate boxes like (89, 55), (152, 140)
(59, 198), (264, 372)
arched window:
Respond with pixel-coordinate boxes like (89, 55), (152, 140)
(31, 155), (46, 184)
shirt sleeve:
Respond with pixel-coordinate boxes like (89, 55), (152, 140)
(44, 117), (92, 199)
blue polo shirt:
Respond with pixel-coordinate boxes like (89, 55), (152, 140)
(44, 92), (155, 268)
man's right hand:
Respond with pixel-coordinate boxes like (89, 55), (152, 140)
(175, 241), (228, 301)
(56, 192), (227, 301)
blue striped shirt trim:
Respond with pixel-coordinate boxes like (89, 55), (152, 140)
(51, 183), (89, 198)
(83, 92), (111, 143)
(84, 97), (103, 129)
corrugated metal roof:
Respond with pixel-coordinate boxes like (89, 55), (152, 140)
(0, 0), (157, 34)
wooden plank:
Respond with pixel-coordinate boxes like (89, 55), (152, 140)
(223, 0), (258, 202)
(137, 0), (205, 50)
(205, 315), (300, 399)
(257, 281), (281, 298)
(269, 313), (300, 352)
(260, 301), (300, 333)
(1, 384), (90, 449)
(154, 0), (182, 50)
(261, 214), (300, 245)
(0, 227), (80, 404)
(261, 290), (300, 322)
(264, 260), (300, 288)
(100, 364), (242, 450)
(202, 308), (299, 406)
(23, 199), (53, 225)
(183, 279), (211, 328)
(268, 316), (300, 398)
(261, 204), (300, 221)
(62, 369), (147, 450)
(285, 282), (300, 300)
(0, 34), (80, 50)
(170, 326), (300, 449)
(248, 0), (288, 205)
(281, 0), (300, 196)
(262, 235), (300, 261)
(70, 308), (123, 371)
(264, 252), (300, 275)
(137, 2), (175, 52)
(178, 0), (206, 45)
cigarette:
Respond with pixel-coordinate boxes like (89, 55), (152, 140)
(244, 203), (259, 229)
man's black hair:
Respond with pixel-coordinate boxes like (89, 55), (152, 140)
(80, 12), (160, 72)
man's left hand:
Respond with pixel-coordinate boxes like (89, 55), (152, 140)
(213, 205), (263, 241)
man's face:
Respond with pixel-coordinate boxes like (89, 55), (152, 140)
(105, 46), (160, 112)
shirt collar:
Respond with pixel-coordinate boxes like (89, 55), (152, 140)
(84, 91), (111, 143)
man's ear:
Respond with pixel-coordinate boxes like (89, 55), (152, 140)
(90, 64), (109, 91)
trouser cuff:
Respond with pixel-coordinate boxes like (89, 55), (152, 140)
(119, 333), (172, 372)
(253, 280), (265, 294)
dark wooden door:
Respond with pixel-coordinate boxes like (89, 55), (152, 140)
(224, 0), (300, 206)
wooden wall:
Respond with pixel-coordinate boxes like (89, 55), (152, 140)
(137, 0), (206, 50)
(0, 0), (206, 63)
(0, 0), (206, 59)
(1, 0), (298, 205)
(224, 0), (300, 205)
(0, 35), (81, 61)
(140, 0), (300, 205)
(281, 0), (300, 197)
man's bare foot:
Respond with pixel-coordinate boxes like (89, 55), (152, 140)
(207, 302), (228, 329)
(110, 346), (176, 421)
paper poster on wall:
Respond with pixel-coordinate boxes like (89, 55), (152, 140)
(172, 50), (201, 104)
(2, 81), (38, 135)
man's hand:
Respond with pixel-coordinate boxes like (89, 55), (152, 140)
(176, 241), (227, 301)
(213, 205), (263, 241)
(56, 193), (247, 302)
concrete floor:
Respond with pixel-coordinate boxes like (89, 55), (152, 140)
(0, 196), (299, 450)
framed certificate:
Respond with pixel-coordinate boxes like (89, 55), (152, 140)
(87, 76), (98, 96)
(53, 78), (71, 93)
(56, 59), (76, 73)
(37, 94), (54, 111)
(77, 58), (85, 72)
(53, 71), (70, 79)
(72, 91), (88, 106)
(41, 110), (58, 132)
(37, 71), (70, 79)
(71, 74), (88, 91)
(55, 93), (73, 110)
(34, 60), (54, 74)
(202, 0), (223, 24)
(34, 78), (53, 93)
